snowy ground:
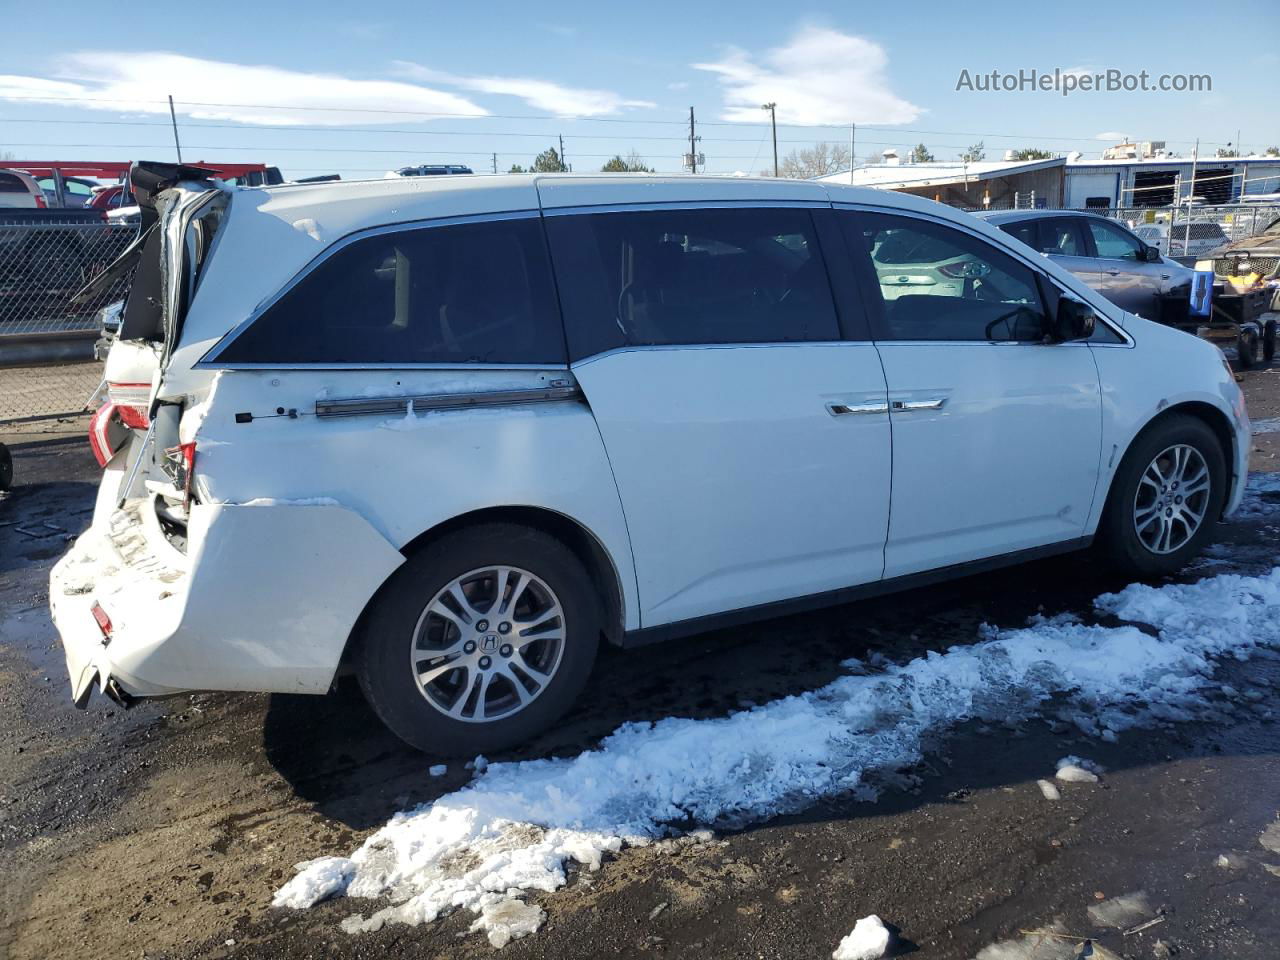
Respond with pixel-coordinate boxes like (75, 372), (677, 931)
(4, 394), (1280, 960)
(270, 475), (1280, 952)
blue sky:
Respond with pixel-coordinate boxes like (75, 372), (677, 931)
(1, 0), (1276, 179)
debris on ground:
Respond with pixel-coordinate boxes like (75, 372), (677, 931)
(467, 899), (545, 948)
(832, 914), (891, 960)
(1087, 890), (1156, 930)
(1037, 779), (1062, 801)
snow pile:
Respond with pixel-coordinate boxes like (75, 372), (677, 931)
(1054, 756), (1103, 783)
(833, 914), (891, 960)
(1233, 471), (1280, 519)
(275, 565), (1280, 944)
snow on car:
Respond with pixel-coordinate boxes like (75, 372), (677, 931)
(51, 162), (1250, 761)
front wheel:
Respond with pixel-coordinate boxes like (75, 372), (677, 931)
(357, 523), (600, 756)
(1097, 415), (1226, 577)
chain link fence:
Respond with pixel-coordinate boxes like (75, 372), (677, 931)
(0, 218), (137, 423)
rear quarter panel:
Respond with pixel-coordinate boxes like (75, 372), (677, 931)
(188, 368), (641, 630)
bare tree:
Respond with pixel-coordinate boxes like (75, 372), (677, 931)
(775, 142), (852, 179)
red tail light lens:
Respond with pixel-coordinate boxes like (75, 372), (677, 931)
(88, 403), (127, 468)
(107, 382), (151, 428)
(165, 441), (197, 509)
(34, 194), (47, 209)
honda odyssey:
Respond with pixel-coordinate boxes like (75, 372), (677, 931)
(51, 163), (1251, 755)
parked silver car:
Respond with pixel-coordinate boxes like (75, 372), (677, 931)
(978, 210), (1195, 320)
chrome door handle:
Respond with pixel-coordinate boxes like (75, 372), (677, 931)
(1105, 269), (1121, 275)
(1161, 273), (1171, 280)
(827, 400), (889, 417)
(891, 397), (947, 412)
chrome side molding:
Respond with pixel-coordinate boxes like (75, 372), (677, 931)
(315, 384), (581, 419)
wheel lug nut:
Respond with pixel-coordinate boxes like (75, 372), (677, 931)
(479, 656), (492, 669)
(463, 641), (477, 654)
(476, 619), (489, 632)
(498, 622), (512, 634)
(500, 644), (513, 657)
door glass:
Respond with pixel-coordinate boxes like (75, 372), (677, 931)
(546, 206), (840, 359)
(847, 213), (1047, 342)
(1037, 219), (1086, 256)
(1087, 220), (1143, 260)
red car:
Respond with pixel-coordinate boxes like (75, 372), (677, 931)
(87, 184), (135, 210)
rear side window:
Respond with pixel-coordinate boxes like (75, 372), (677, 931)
(0, 173), (28, 193)
(217, 216), (565, 365)
(998, 220), (1038, 249)
(546, 206), (840, 359)
(1037, 218), (1088, 256)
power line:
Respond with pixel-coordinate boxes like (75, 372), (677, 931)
(0, 93), (1236, 145)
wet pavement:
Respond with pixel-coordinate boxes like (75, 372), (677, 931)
(2, 370), (1279, 960)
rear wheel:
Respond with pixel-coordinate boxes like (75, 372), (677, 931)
(1097, 415), (1226, 577)
(1264, 320), (1277, 364)
(357, 523), (600, 755)
(1237, 325), (1261, 369)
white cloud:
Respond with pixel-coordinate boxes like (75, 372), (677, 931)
(693, 27), (921, 125)
(394, 62), (654, 117)
(667, 81), (690, 91)
(0, 52), (487, 125)
(1095, 130), (1130, 140)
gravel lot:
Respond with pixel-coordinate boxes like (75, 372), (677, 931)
(2, 362), (1280, 960)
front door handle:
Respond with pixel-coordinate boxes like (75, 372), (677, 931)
(891, 397), (947, 412)
(1105, 269), (1121, 276)
(827, 400), (889, 417)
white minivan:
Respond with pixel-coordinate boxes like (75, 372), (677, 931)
(51, 163), (1250, 755)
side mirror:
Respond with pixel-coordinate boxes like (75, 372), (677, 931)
(1050, 296), (1096, 342)
(1143, 244), (1162, 263)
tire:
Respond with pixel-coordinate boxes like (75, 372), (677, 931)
(1097, 415), (1227, 578)
(0, 443), (11, 491)
(1264, 320), (1277, 364)
(1237, 326), (1260, 370)
(357, 522), (600, 756)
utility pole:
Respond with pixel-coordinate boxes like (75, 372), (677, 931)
(168, 95), (183, 163)
(849, 123), (856, 185)
(761, 102), (777, 177)
(688, 107), (698, 174)
(558, 134), (567, 172)
(492, 152), (497, 174)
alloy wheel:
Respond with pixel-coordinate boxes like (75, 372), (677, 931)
(1132, 443), (1211, 555)
(409, 565), (566, 723)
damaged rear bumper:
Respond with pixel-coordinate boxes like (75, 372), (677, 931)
(50, 488), (404, 707)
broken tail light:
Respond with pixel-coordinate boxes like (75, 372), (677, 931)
(106, 382), (151, 429)
(164, 441), (197, 510)
(88, 403), (128, 468)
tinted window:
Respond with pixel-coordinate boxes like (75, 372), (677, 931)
(546, 206), (840, 358)
(847, 212), (1046, 342)
(1037, 218), (1087, 256)
(0, 173), (28, 194)
(218, 216), (565, 365)
(998, 220), (1038, 249)
(1087, 220), (1143, 260)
